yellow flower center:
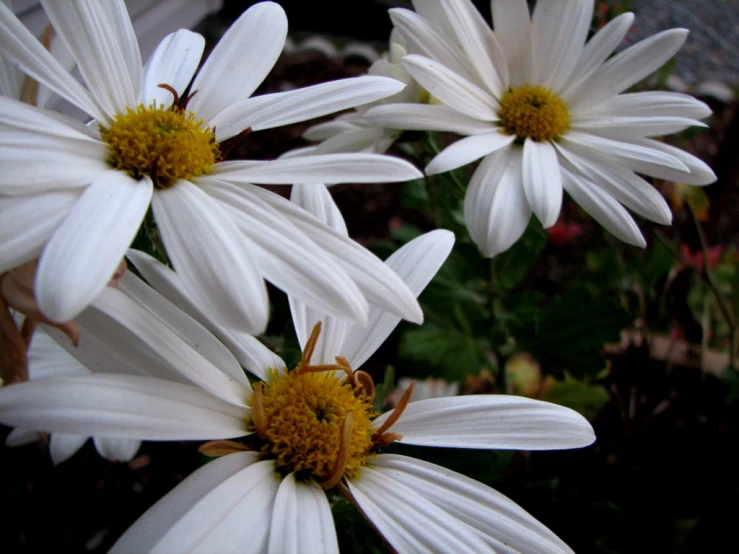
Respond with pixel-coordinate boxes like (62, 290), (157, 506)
(99, 101), (220, 189)
(256, 368), (375, 482)
(498, 84), (570, 141)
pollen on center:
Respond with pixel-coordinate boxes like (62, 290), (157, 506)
(256, 369), (375, 481)
(99, 102), (220, 189)
(498, 83), (570, 142)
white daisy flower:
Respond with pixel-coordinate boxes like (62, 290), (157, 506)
(302, 29), (426, 156)
(0, 0), (424, 332)
(0, 233), (595, 553)
(4, 321), (140, 465)
(366, 0), (717, 257)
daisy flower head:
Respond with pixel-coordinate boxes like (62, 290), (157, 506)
(0, 230), (595, 553)
(0, 0), (424, 332)
(366, 0), (717, 257)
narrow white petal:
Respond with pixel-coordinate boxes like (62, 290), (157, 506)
(300, 128), (385, 155)
(0, 98), (109, 195)
(211, 153), (422, 185)
(141, 29), (204, 106)
(199, 179), (369, 328)
(402, 54), (499, 120)
(438, 0), (508, 96)
(189, 2), (287, 122)
(92, 436), (141, 462)
(0, 2), (101, 119)
(373, 395), (595, 449)
(218, 183), (425, 324)
(531, 0), (593, 90)
(91, 285), (250, 405)
(27, 328), (88, 380)
(126, 249), (284, 381)
(341, 230), (455, 370)
(464, 147), (532, 257)
(365, 103), (495, 135)
(211, 76), (407, 141)
(290, 182), (347, 235)
(0, 374), (250, 440)
(49, 433), (88, 465)
(36, 172), (152, 322)
(491, 0), (532, 87)
(349, 467), (493, 553)
(5, 428), (40, 447)
(0, 190), (78, 273)
(614, 137), (717, 185)
(568, 29), (689, 112)
(522, 139), (563, 228)
(151, 460), (280, 554)
(0, 48), (20, 98)
(389, 8), (480, 85)
(42, 0), (138, 118)
(555, 142), (673, 224)
(152, 180), (269, 334)
(99, 0), (142, 94)
(111, 452), (262, 554)
(373, 454), (574, 553)
(562, 130), (688, 171)
(571, 115), (706, 138)
(426, 131), (515, 175)
(268, 474), (338, 554)
(560, 162), (646, 246)
(117, 271), (251, 391)
(303, 119), (360, 141)
(562, 13), (635, 97)
(579, 91), (713, 120)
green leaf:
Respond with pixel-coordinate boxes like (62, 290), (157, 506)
(546, 374), (610, 418)
(493, 218), (547, 290)
(399, 326), (486, 381)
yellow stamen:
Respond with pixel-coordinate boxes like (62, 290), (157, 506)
(198, 440), (253, 457)
(498, 83), (570, 141)
(371, 382), (414, 442)
(99, 98), (219, 189)
(319, 413), (353, 491)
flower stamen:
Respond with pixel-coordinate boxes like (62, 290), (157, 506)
(371, 382), (414, 444)
(252, 382), (266, 438)
(198, 439), (253, 457)
(319, 413), (353, 491)
(498, 83), (570, 142)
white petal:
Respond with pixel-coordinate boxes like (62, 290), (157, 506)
(555, 142), (673, 224)
(562, 12), (635, 97)
(92, 436), (141, 462)
(268, 474), (338, 554)
(568, 29), (689, 112)
(341, 230), (455, 370)
(126, 248), (284, 381)
(438, 0), (508, 96)
(389, 8), (480, 85)
(49, 433), (88, 465)
(372, 454), (574, 553)
(152, 180), (269, 334)
(365, 103), (495, 135)
(349, 466), (493, 553)
(561, 130), (688, 171)
(219, 183), (425, 324)
(464, 147), (531, 257)
(579, 91), (713, 120)
(5, 428), (40, 447)
(522, 139), (563, 228)
(0, 2), (101, 119)
(42, 0), (139, 119)
(91, 285), (250, 405)
(303, 128), (388, 155)
(531, 0), (593, 90)
(0, 190), (78, 273)
(36, 172), (152, 322)
(141, 29), (204, 106)
(0, 374), (250, 440)
(613, 137), (717, 186)
(0, 98), (109, 195)
(491, 0), (532, 87)
(560, 161), (646, 246)
(211, 153), (422, 185)
(290, 182), (347, 235)
(28, 327), (88, 380)
(571, 115), (706, 138)
(373, 395), (595, 449)
(211, 76), (407, 141)
(98, 0), (142, 95)
(151, 460), (280, 554)
(402, 54), (499, 120)
(117, 271), (251, 391)
(111, 452), (263, 554)
(0, 47), (20, 98)
(199, 179), (369, 328)
(189, 2), (287, 122)
(303, 118), (360, 141)
(426, 131), (515, 175)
